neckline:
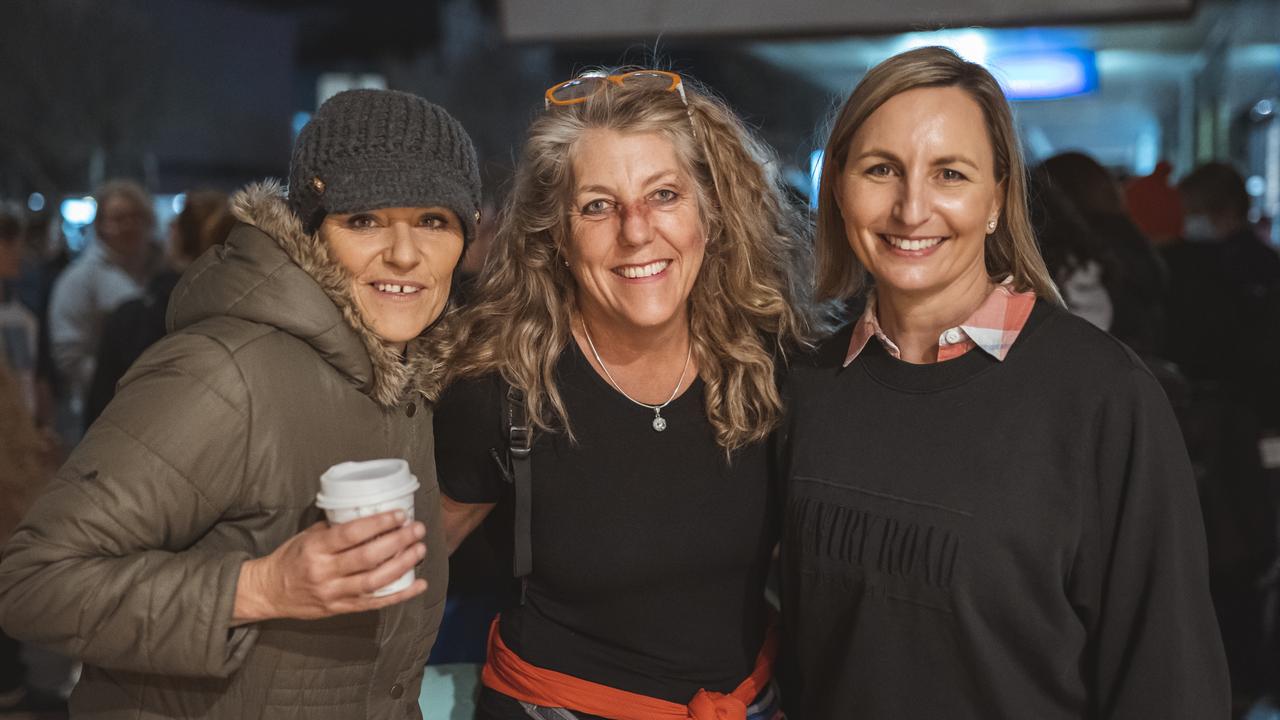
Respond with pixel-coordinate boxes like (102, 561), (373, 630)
(566, 337), (703, 414)
(851, 298), (1053, 393)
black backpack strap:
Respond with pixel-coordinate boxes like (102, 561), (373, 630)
(503, 383), (534, 603)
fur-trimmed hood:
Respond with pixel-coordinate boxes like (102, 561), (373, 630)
(167, 181), (445, 408)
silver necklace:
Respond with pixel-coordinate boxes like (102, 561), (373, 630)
(580, 319), (692, 432)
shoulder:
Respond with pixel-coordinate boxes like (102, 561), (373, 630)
(49, 258), (95, 301)
(784, 323), (853, 376)
(434, 372), (505, 433)
(1015, 300), (1160, 394)
(121, 318), (282, 412)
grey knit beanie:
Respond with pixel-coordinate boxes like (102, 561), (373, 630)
(288, 89), (481, 241)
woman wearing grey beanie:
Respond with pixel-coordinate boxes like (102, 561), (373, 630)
(0, 88), (479, 719)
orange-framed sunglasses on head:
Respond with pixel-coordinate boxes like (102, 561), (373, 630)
(544, 70), (688, 109)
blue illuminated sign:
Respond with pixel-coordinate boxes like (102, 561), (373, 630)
(991, 49), (1097, 101)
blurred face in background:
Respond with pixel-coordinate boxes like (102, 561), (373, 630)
(321, 206), (466, 353)
(836, 86), (1002, 303)
(94, 193), (154, 259)
(565, 129), (706, 338)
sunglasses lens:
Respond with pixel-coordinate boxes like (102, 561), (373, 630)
(620, 72), (675, 91)
(550, 77), (604, 103)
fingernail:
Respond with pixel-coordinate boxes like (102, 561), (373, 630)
(416, 543), (426, 558)
(392, 510), (406, 524)
(413, 522), (426, 538)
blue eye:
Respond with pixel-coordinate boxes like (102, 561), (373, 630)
(651, 188), (678, 204)
(581, 199), (613, 215)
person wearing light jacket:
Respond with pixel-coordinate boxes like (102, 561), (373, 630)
(0, 88), (479, 719)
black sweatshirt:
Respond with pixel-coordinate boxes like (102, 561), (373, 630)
(779, 299), (1229, 719)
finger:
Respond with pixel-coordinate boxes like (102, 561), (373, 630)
(331, 522), (425, 577)
(321, 510), (408, 552)
(335, 542), (427, 598)
(330, 578), (429, 616)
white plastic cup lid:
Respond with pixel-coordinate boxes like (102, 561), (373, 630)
(316, 459), (418, 510)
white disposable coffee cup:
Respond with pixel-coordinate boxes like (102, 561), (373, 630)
(316, 458), (421, 597)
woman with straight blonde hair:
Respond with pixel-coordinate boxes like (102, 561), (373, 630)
(433, 68), (828, 719)
(779, 47), (1228, 718)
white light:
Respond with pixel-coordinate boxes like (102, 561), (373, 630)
(1246, 175), (1266, 197)
(60, 197), (97, 225)
(809, 149), (825, 209)
(1254, 99), (1275, 118)
(27, 192), (45, 212)
(172, 192), (186, 214)
(898, 29), (989, 66)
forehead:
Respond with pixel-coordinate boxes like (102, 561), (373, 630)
(850, 86), (994, 164)
(570, 129), (685, 186)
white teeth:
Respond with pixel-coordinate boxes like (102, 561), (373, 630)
(885, 235), (943, 251)
(616, 260), (670, 279)
(374, 283), (420, 294)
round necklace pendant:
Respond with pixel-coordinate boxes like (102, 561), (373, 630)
(652, 415), (668, 432)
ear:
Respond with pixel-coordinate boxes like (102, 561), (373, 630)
(989, 178), (1006, 227)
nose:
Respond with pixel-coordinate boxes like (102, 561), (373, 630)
(618, 201), (654, 248)
(893, 175), (931, 228)
(384, 222), (421, 270)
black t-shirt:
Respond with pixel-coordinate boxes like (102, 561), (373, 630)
(779, 300), (1230, 719)
(434, 343), (777, 713)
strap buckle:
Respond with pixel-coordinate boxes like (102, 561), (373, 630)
(506, 386), (533, 458)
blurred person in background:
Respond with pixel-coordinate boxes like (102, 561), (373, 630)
(84, 189), (233, 427)
(1168, 161), (1280, 416)
(0, 206), (40, 417)
(0, 205), (63, 715)
(1027, 167), (1117, 331)
(0, 362), (63, 716)
(1040, 151), (1168, 356)
(46, 179), (164, 434)
(0, 89), (473, 719)
(434, 68), (828, 719)
(1167, 161), (1280, 709)
(781, 47), (1227, 719)
(13, 210), (73, 436)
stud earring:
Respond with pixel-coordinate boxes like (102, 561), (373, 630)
(986, 220), (997, 233)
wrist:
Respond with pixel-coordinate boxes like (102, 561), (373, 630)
(231, 557), (275, 626)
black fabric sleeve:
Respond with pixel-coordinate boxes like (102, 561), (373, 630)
(1080, 364), (1231, 719)
(433, 373), (508, 503)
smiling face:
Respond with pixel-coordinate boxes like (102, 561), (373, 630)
(321, 206), (465, 352)
(565, 128), (706, 337)
(837, 86), (1003, 304)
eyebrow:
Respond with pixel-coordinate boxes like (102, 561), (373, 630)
(576, 170), (682, 196)
(852, 149), (982, 171)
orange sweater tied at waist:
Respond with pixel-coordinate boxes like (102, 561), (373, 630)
(481, 615), (778, 720)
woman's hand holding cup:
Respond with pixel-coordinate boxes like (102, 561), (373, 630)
(232, 511), (427, 625)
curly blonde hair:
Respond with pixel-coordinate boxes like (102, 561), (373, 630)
(446, 72), (831, 451)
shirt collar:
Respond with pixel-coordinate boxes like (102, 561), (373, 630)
(844, 277), (1037, 367)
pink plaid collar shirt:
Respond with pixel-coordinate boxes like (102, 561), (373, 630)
(844, 278), (1037, 366)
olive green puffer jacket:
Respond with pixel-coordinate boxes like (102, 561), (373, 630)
(0, 183), (449, 719)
